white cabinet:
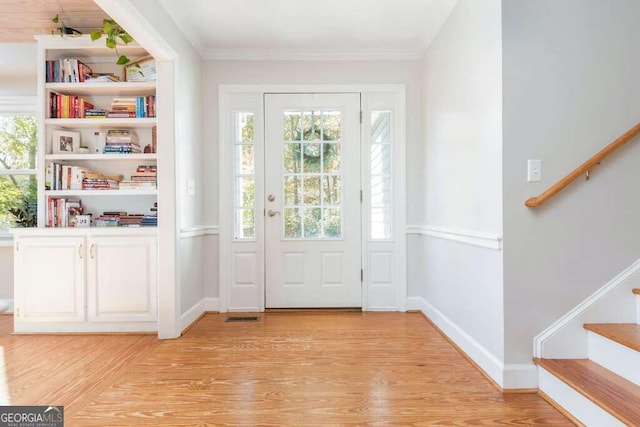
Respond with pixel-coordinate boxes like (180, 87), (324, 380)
(14, 236), (85, 322)
(87, 235), (157, 322)
(13, 229), (157, 333)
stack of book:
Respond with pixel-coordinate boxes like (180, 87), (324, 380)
(119, 164), (156, 189)
(84, 73), (120, 83)
(94, 213), (119, 227)
(109, 97), (137, 118)
(85, 108), (108, 118)
(108, 96), (155, 118)
(82, 171), (121, 190)
(46, 58), (93, 83)
(104, 129), (140, 154)
(142, 202), (157, 227)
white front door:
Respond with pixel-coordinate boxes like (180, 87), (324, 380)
(264, 93), (362, 308)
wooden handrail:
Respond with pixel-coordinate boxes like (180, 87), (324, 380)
(525, 122), (640, 208)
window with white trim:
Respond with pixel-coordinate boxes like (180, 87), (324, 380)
(370, 111), (392, 239)
(0, 97), (38, 230)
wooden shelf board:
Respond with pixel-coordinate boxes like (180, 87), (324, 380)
(45, 82), (155, 96)
(534, 357), (640, 426)
(45, 153), (157, 161)
(45, 189), (157, 197)
(632, 288), (640, 295)
(45, 118), (157, 128)
(583, 323), (640, 353)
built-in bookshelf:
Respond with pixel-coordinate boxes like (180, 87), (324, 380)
(36, 35), (158, 229)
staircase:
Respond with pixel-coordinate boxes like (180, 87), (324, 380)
(534, 288), (640, 426)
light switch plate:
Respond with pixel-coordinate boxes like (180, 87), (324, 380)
(527, 159), (542, 182)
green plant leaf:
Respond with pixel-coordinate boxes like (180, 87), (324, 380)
(90, 30), (102, 41)
(106, 37), (116, 49)
(119, 33), (134, 44)
(103, 18), (114, 30)
(52, 14), (59, 23)
(117, 55), (130, 65)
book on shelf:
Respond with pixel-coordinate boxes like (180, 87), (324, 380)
(47, 197), (83, 227)
(47, 163), (88, 190)
(49, 92), (95, 119)
(46, 59), (93, 83)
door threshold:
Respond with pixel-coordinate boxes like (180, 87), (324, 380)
(264, 307), (362, 313)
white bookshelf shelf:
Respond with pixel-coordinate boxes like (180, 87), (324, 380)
(45, 118), (157, 127)
(45, 153), (158, 161)
(45, 189), (158, 197)
(45, 82), (156, 96)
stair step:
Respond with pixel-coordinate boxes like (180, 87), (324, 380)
(534, 358), (640, 426)
(584, 323), (640, 352)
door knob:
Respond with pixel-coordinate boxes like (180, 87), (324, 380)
(267, 209), (280, 217)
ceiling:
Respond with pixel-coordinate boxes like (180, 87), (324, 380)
(0, 0), (107, 43)
(0, 0), (457, 60)
(159, 0), (458, 60)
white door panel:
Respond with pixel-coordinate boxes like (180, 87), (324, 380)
(264, 93), (361, 308)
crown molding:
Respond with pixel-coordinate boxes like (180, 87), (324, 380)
(202, 48), (421, 61)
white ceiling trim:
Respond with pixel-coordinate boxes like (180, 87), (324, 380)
(202, 48), (421, 61)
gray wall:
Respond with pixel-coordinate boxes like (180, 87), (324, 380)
(503, 0), (640, 364)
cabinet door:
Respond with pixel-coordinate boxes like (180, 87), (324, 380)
(14, 236), (86, 322)
(87, 236), (157, 322)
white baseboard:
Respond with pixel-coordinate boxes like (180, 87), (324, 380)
(533, 258), (640, 358)
(180, 298), (220, 332)
(0, 299), (14, 314)
(407, 296), (537, 389)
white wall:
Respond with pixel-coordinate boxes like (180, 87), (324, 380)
(502, 0), (640, 364)
(419, 0), (504, 367)
(0, 43), (37, 96)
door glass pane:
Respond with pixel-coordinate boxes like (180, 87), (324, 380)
(302, 143), (321, 173)
(322, 175), (341, 205)
(235, 209), (255, 239)
(323, 207), (341, 237)
(282, 109), (343, 239)
(322, 143), (340, 172)
(284, 207), (302, 238)
(303, 207), (321, 238)
(233, 111), (255, 240)
(322, 111), (341, 141)
(283, 112), (302, 141)
(235, 112), (254, 143)
(284, 143), (301, 173)
(283, 175), (302, 205)
(235, 145), (254, 174)
(303, 175), (320, 205)
(303, 112), (321, 141)
(370, 111), (392, 239)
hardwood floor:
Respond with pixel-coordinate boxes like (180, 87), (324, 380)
(0, 313), (572, 426)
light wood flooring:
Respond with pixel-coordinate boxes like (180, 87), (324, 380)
(0, 312), (572, 426)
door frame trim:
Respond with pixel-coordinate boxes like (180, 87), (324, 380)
(219, 84), (407, 312)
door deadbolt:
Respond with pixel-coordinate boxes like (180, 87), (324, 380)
(267, 194), (275, 202)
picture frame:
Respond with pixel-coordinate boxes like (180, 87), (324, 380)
(52, 130), (81, 154)
(125, 55), (156, 82)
